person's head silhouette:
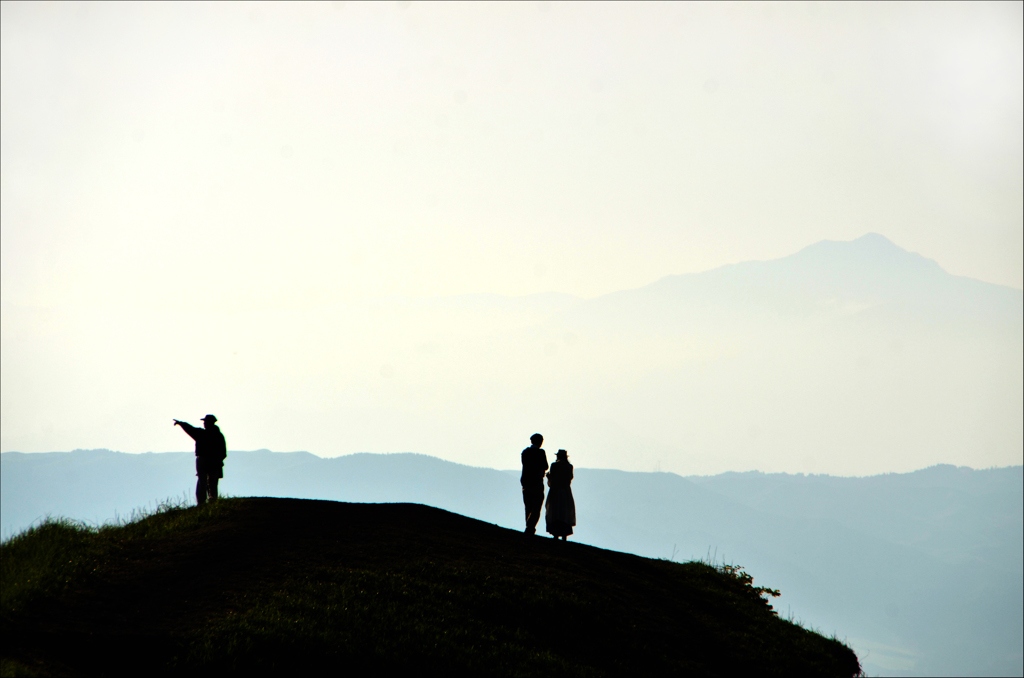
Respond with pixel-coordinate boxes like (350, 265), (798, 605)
(530, 433), (543, 447)
(556, 449), (568, 461)
(202, 414), (218, 429)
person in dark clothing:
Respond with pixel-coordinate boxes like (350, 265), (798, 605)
(545, 449), (576, 541)
(521, 433), (549, 535)
(174, 414), (227, 505)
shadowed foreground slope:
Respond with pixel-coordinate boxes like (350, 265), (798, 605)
(1, 498), (860, 676)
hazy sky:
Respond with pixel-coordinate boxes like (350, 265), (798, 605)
(2, 2), (1022, 468)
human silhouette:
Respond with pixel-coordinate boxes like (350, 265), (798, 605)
(174, 415), (227, 505)
(520, 433), (549, 535)
(545, 449), (576, 541)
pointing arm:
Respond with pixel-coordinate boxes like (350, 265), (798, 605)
(174, 420), (201, 441)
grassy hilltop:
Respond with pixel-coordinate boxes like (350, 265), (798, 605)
(1, 498), (860, 676)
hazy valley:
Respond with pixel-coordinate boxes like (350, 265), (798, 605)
(3, 234), (1021, 477)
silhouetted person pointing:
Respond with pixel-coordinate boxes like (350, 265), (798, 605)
(174, 415), (227, 506)
(521, 433), (549, 535)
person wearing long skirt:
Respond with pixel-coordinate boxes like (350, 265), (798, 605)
(545, 449), (576, 540)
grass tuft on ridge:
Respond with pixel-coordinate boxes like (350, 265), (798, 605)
(1, 498), (236, 616)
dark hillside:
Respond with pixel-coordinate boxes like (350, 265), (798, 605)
(1, 498), (859, 676)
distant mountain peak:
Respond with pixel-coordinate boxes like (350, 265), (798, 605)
(791, 233), (942, 270)
(854, 232), (897, 245)
(582, 232), (1021, 328)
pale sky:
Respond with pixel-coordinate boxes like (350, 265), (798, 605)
(2, 2), (1022, 471)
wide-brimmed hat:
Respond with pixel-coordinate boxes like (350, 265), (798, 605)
(201, 414), (218, 423)
(556, 449), (568, 459)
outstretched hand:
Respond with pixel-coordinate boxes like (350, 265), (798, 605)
(173, 419), (182, 427)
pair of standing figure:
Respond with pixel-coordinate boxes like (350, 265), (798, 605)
(521, 433), (576, 540)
